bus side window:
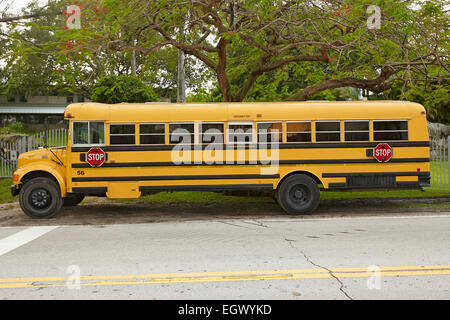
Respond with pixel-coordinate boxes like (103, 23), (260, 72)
(169, 123), (195, 144)
(110, 124), (136, 145)
(228, 123), (253, 144)
(373, 120), (408, 141)
(199, 122), (224, 144)
(315, 121), (341, 142)
(286, 121), (311, 142)
(344, 121), (369, 141)
(257, 122), (282, 143)
(140, 123), (165, 145)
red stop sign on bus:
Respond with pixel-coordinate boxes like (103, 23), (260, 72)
(373, 143), (393, 162)
(86, 147), (106, 167)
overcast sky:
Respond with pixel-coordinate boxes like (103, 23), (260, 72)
(1, 0), (46, 14)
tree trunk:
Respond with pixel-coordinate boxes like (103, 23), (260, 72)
(177, 49), (186, 103)
(217, 38), (232, 102)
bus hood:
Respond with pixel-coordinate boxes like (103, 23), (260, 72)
(17, 147), (66, 169)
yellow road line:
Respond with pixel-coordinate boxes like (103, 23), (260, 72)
(1, 264), (449, 283)
(0, 265), (449, 289)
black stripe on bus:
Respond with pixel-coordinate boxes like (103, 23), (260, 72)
(327, 182), (421, 190)
(328, 183), (347, 188)
(71, 187), (107, 194)
(70, 141), (429, 152)
(322, 172), (430, 178)
(139, 184), (274, 192)
(71, 158), (430, 168)
(72, 174), (280, 182)
(71, 185), (274, 194)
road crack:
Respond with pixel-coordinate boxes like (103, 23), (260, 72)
(283, 237), (354, 300)
(240, 220), (270, 228)
(218, 221), (255, 230)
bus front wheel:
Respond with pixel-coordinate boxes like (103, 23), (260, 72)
(19, 177), (63, 219)
(277, 174), (320, 215)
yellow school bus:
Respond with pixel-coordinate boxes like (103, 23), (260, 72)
(11, 101), (430, 218)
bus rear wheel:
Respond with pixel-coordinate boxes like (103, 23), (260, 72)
(277, 174), (320, 215)
(19, 177), (63, 219)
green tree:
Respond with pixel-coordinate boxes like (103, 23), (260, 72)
(90, 75), (157, 103)
(56, 0), (448, 102)
(0, 0), (212, 100)
(0, 1), (62, 96)
(370, 79), (450, 123)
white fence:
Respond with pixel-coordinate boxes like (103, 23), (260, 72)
(428, 137), (449, 191)
(0, 129), (68, 177)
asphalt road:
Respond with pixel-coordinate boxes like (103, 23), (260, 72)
(0, 212), (449, 300)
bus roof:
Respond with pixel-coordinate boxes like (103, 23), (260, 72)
(64, 101), (426, 122)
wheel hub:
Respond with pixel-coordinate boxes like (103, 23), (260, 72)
(293, 189), (303, 199)
(290, 185), (309, 204)
(30, 189), (51, 209)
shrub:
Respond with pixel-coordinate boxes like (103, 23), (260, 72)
(0, 122), (28, 134)
(90, 75), (158, 104)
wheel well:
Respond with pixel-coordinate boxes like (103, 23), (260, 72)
(277, 171), (323, 190)
(21, 171), (59, 186)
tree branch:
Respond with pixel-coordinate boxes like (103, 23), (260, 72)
(0, 13), (38, 23)
(234, 53), (329, 101)
(285, 66), (399, 101)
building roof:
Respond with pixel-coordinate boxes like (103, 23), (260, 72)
(0, 105), (67, 114)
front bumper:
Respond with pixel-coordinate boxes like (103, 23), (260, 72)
(11, 184), (21, 197)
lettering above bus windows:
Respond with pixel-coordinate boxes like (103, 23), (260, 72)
(257, 122), (282, 143)
(109, 124), (136, 145)
(73, 121), (105, 145)
(344, 121), (369, 141)
(315, 121), (341, 142)
(373, 120), (408, 141)
(199, 122), (224, 144)
(169, 123), (194, 144)
(139, 123), (165, 145)
(228, 123), (253, 144)
(286, 121), (311, 142)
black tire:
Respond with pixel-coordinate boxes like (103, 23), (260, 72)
(63, 194), (85, 206)
(277, 174), (320, 215)
(272, 192), (280, 205)
(19, 177), (63, 219)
